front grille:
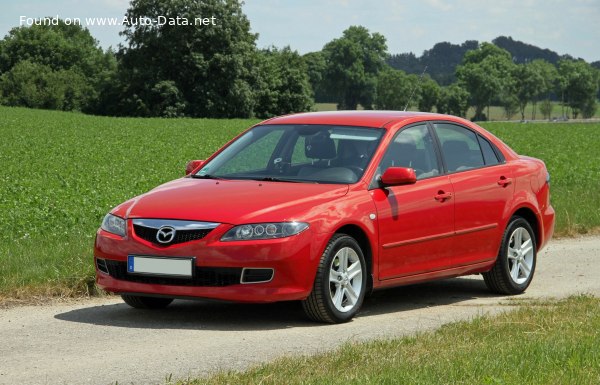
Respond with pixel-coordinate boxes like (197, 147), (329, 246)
(133, 224), (211, 246)
(104, 260), (242, 287)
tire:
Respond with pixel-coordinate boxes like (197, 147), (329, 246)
(302, 234), (367, 323)
(483, 216), (537, 294)
(121, 294), (174, 309)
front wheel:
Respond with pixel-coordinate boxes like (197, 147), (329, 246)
(483, 216), (537, 294)
(302, 234), (367, 323)
(121, 294), (174, 309)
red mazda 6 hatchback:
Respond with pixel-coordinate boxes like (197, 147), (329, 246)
(95, 111), (554, 323)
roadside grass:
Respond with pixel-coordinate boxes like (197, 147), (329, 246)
(177, 295), (600, 385)
(0, 106), (599, 298)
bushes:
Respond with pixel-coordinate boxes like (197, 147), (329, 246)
(0, 61), (92, 111)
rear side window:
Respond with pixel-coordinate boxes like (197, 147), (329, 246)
(477, 135), (500, 166)
(434, 123), (484, 173)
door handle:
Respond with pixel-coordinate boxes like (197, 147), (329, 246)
(497, 176), (512, 187)
(434, 191), (452, 202)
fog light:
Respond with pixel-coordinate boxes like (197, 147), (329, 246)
(240, 268), (274, 284)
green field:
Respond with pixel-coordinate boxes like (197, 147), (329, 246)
(0, 107), (258, 298)
(0, 106), (599, 298)
(182, 295), (600, 385)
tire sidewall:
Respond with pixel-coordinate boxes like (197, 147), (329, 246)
(319, 235), (367, 322)
(499, 217), (537, 292)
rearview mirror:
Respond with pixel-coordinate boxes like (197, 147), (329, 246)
(185, 159), (205, 175)
(381, 167), (417, 186)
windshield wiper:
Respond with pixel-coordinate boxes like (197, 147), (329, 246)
(190, 174), (223, 180)
(258, 177), (302, 183)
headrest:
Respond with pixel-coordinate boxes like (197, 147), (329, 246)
(305, 132), (336, 159)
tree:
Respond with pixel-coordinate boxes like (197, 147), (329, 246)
(419, 40), (479, 85)
(456, 43), (516, 121)
(0, 21), (115, 112)
(437, 84), (469, 117)
(114, 0), (259, 118)
(493, 36), (561, 65)
(253, 47), (313, 118)
(501, 94), (519, 120)
(418, 76), (440, 112)
(322, 26), (388, 110)
(539, 100), (554, 120)
(150, 80), (186, 118)
(303, 51), (331, 103)
(0, 60), (94, 111)
(514, 63), (542, 120)
(557, 59), (599, 118)
(374, 68), (420, 110)
(527, 60), (557, 120)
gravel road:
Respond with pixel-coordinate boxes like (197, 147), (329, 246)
(1, 236), (599, 385)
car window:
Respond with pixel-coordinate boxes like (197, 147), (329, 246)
(377, 124), (440, 180)
(434, 123), (485, 173)
(216, 129), (285, 175)
(477, 134), (500, 166)
(198, 125), (383, 184)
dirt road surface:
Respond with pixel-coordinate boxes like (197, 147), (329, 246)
(1, 236), (599, 385)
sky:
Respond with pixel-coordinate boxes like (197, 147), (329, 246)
(0, 0), (598, 62)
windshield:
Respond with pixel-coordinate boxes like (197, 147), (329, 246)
(194, 124), (384, 184)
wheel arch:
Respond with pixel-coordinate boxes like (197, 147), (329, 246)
(511, 206), (541, 250)
(335, 224), (374, 292)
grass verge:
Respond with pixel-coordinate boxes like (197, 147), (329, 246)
(177, 295), (600, 385)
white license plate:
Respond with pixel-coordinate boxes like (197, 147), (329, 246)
(127, 256), (193, 277)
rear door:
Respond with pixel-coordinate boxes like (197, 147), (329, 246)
(433, 122), (514, 266)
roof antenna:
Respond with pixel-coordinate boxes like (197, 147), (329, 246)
(404, 65), (428, 112)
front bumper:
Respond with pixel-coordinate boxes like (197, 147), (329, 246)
(94, 223), (326, 303)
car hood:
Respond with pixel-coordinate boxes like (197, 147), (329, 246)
(123, 178), (349, 224)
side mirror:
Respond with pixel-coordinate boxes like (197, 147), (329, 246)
(185, 159), (205, 175)
(381, 167), (417, 186)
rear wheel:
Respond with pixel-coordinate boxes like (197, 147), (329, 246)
(483, 216), (536, 294)
(302, 234), (367, 323)
(121, 294), (173, 309)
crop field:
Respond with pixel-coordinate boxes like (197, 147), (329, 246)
(0, 107), (258, 297)
(0, 106), (599, 297)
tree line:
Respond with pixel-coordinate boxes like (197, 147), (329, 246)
(0, 0), (598, 120)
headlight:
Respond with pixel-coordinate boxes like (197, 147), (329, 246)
(221, 222), (308, 241)
(101, 214), (126, 237)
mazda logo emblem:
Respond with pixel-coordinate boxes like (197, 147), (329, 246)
(156, 226), (176, 244)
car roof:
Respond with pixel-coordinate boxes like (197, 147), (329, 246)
(261, 110), (462, 128)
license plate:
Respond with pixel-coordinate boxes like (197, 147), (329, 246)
(127, 255), (193, 277)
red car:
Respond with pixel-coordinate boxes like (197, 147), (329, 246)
(95, 111), (554, 323)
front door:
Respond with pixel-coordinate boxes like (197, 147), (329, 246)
(372, 124), (456, 280)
